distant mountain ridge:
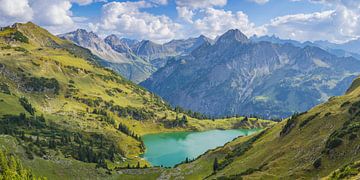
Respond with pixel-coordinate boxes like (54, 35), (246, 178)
(142, 29), (360, 118)
(60, 30), (212, 83)
(251, 35), (360, 60)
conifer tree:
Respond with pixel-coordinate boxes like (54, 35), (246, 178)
(213, 158), (219, 172)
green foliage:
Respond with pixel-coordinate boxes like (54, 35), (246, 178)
(118, 123), (141, 141)
(111, 105), (155, 121)
(280, 116), (296, 136)
(326, 138), (343, 150)
(313, 158), (322, 169)
(217, 130), (267, 171)
(216, 164), (268, 180)
(105, 88), (123, 97)
(0, 83), (11, 95)
(19, 97), (35, 115)
(11, 31), (29, 43)
(0, 28), (29, 43)
(0, 114), (124, 167)
(299, 113), (320, 128)
(13, 47), (28, 53)
(0, 149), (45, 179)
(24, 77), (60, 94)
(163, 115), (188, 128)
(330, 161), (360, 179)
(340, 101), (351, 108)
(324, 101), (360, 153)
(213, 158), (219, 172)
(174, 106), (209, 120)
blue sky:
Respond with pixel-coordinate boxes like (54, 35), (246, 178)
(71, 0), (328, 26)
(0, 0), (359, 43)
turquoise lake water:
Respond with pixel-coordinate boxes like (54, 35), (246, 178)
(142, 129), (259, 167)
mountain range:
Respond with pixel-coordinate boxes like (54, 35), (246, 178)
(1, 22), (360, 179)
(142, 29), (360, 118)
(251, 35), (360, 60)
(60, 30), (211, 83)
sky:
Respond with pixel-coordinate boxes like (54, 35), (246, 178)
(0, 0), (359, 43)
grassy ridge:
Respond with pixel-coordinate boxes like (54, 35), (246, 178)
(159, 75), (360, 179)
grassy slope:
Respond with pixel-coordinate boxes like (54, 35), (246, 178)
(0, 22), (273, 179)
(162, 76), (360, 179)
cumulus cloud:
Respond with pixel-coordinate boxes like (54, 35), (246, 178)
(30, 0), (73, 26)
(265, 0), (360, 42)
(0, 0), (109, 34)
(175, 0), (227, 9)
(248, 0), (269, 4)
(71, 0), (94, 5)
(1, 0), (359, 44)
(149, 0), (168, 5)
(94, 1), (182, 43)
(0, 0), (33, 25)
(193, 8), (266, 39)
(176, 6), (194, 23)
(70, 0), (107, 6)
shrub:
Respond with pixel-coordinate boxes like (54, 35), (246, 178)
(299, 113), (320, 128)
(349, 133), (357, 140)
(313, 158), (322, 169)
(19, 97), (35, 115)
(24, 77), (60, 94)
(280, 118), (296, 136)
(326, 138), (343, 150)
(0, 83), (11, 94)
(11, 31), (29, 43)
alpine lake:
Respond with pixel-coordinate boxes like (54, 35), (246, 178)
(142, 129), (260, 167)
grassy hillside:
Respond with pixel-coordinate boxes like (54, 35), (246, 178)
(0, 141), (45, 180)
(159, 75), (360, 179)
(0, 22), (273, 179)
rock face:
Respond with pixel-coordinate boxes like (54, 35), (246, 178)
(141, 29), (360, 118)
(60, 29), (128, 63)
(59, 29), (155, 83)
(60, 30), (211, 83)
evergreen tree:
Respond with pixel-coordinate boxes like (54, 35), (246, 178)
(213, 158), (219, 172)
(108, 144), (116, 162)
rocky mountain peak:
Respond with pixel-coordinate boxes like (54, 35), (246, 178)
(216, 29), (249, 45)
(104, 34), (132, 54)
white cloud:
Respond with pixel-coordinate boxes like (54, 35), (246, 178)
(149, 0), (168, 5)
(1, 0), (359, 44)
(30, 0), (73, 26)
(265, 0), (360, 43)
(71, 0), (94, 5)
(193, 8), (266, 39)
(248, 0), (269, 4)
(175, 0), (227, 9)
(0, 0), (33, 25)
(94, 1), (182, 43)
(0, 0), (103, 34)
(265, 10), (336, 41)
(70, 0), (107, 6)
(176, 6), (194, 23)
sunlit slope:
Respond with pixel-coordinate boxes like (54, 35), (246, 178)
(162, 76), (360, 179)
(0, 22), (274, 179)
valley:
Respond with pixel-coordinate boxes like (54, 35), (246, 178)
(2, 0), (360, 179)
(0, 22), (273, 179)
